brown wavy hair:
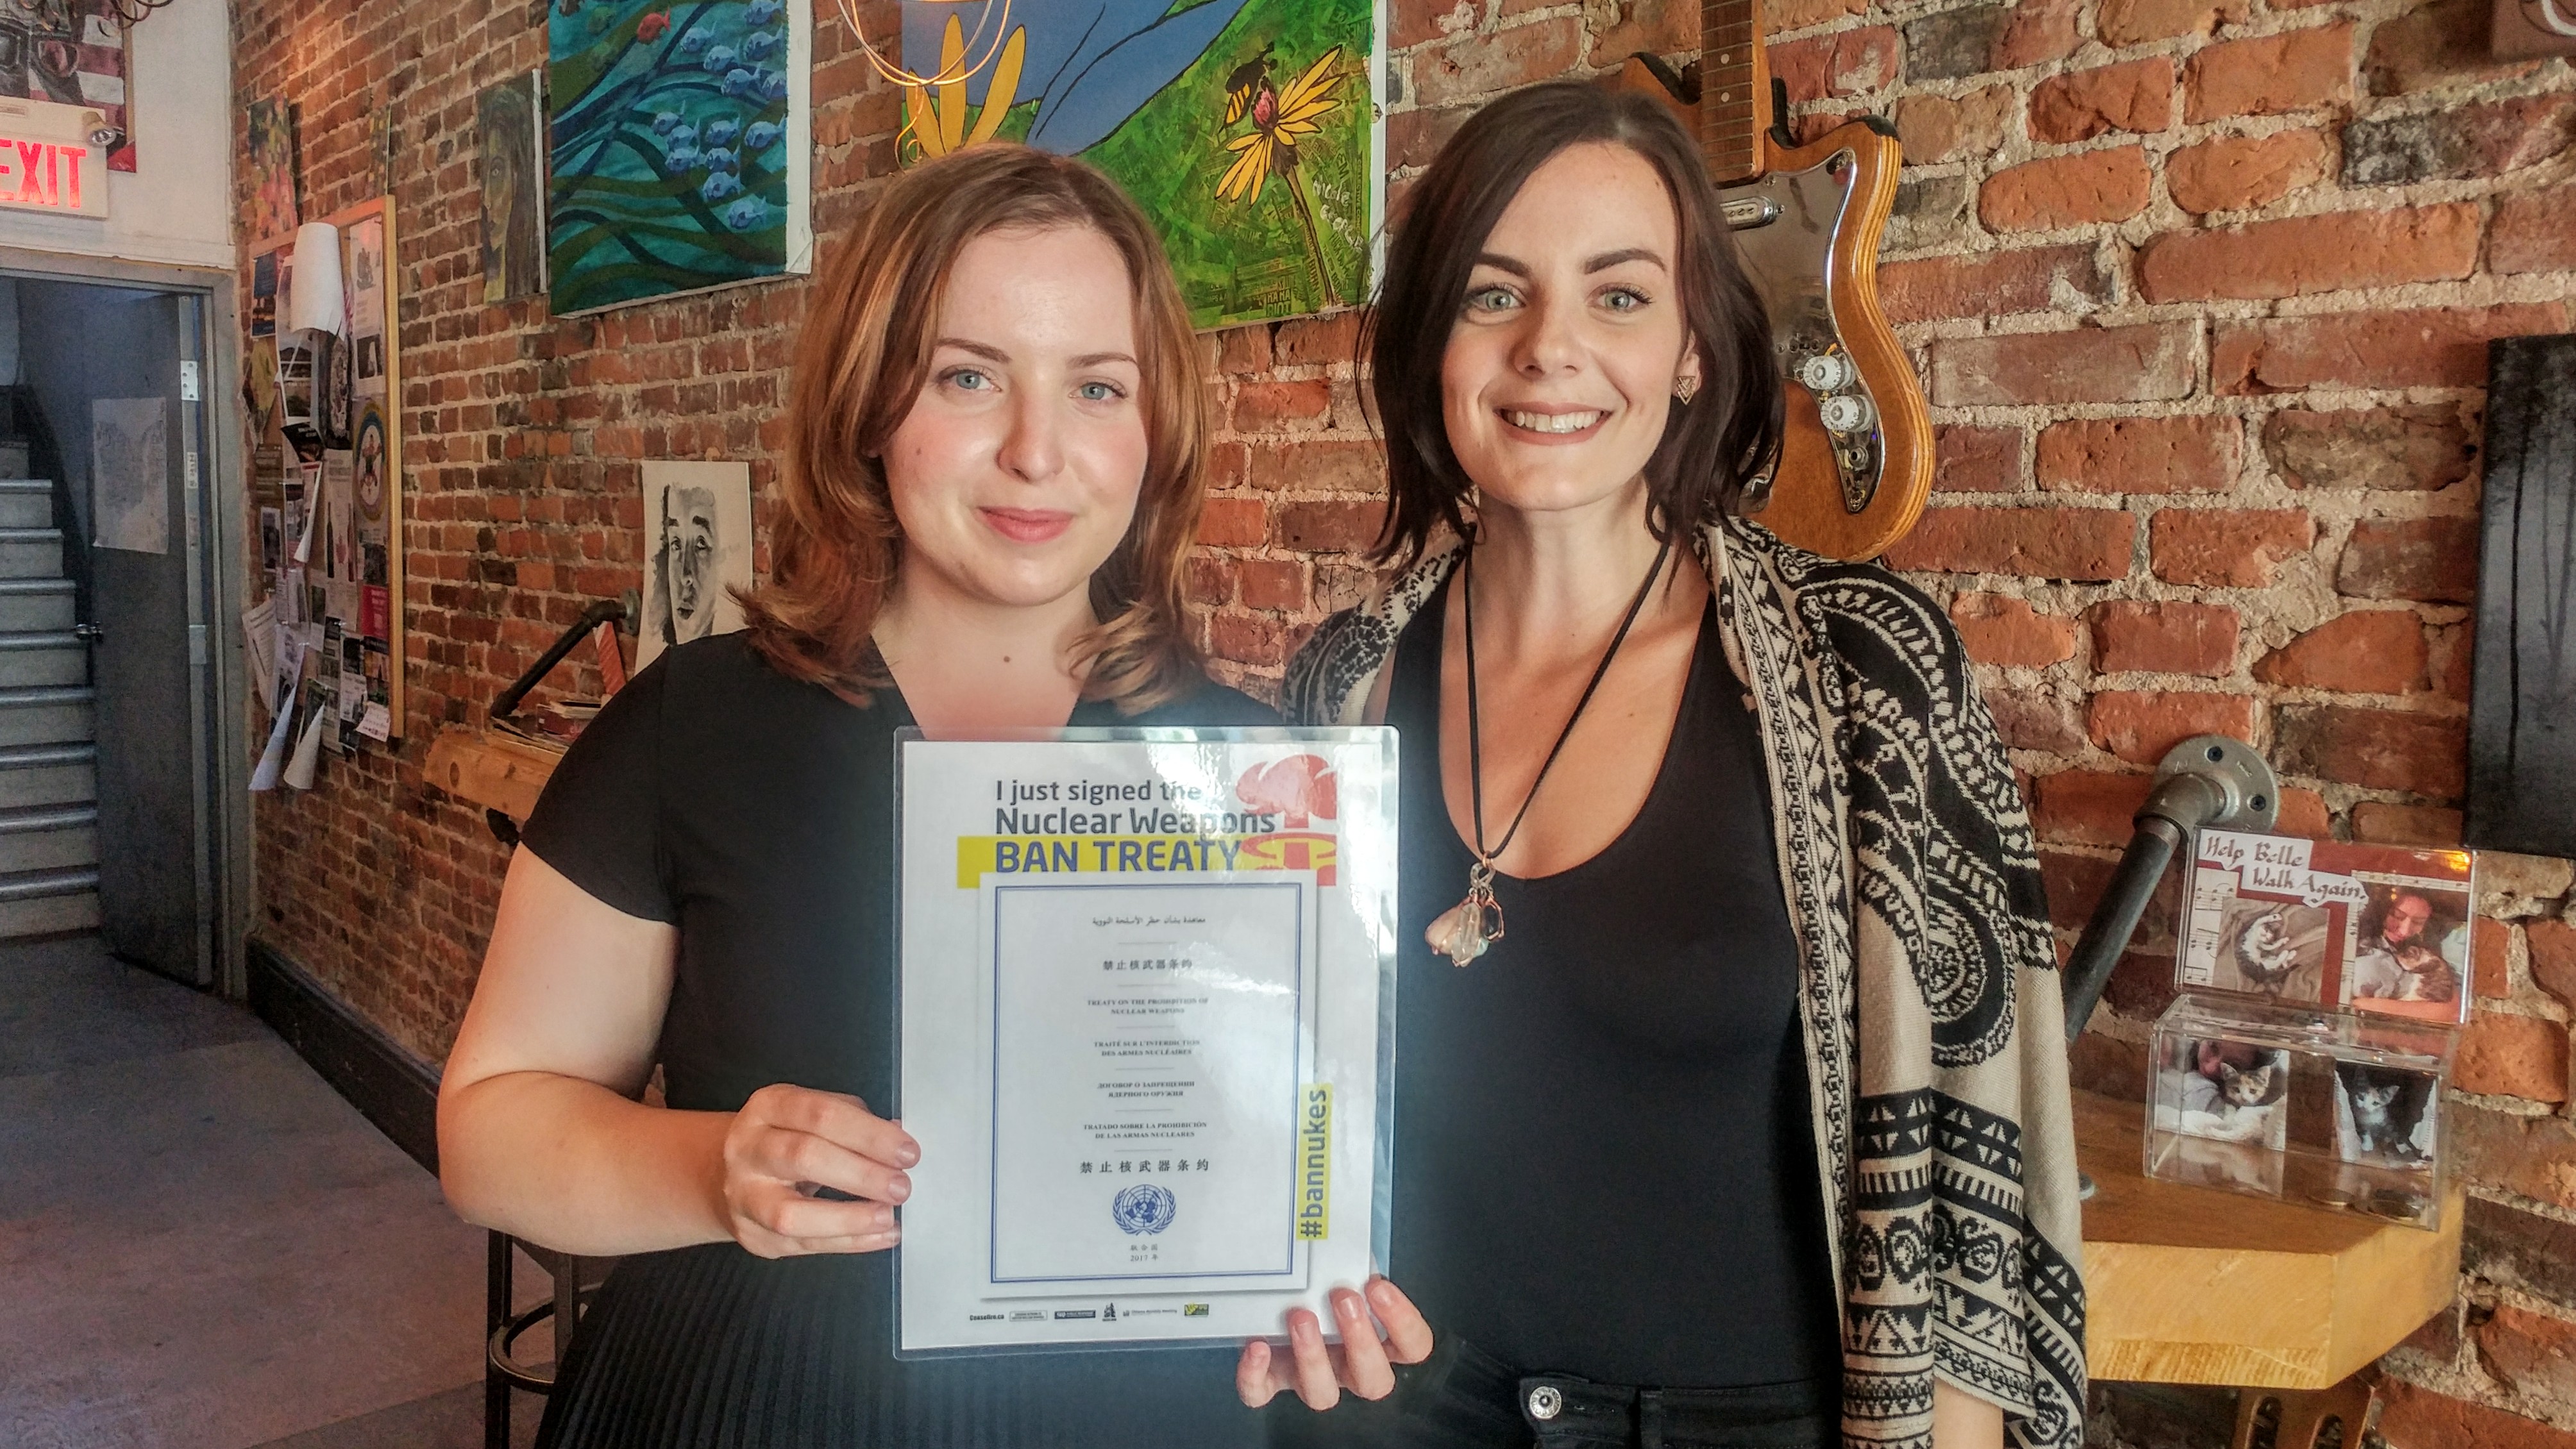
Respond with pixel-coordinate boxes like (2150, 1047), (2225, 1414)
(742, 144), (1208, 712)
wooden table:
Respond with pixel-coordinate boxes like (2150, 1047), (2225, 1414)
(423, 727), (2464, 1391)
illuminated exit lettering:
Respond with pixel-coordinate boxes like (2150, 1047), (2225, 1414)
(0, 127), (102, 217)
(8, 140), (83, 209)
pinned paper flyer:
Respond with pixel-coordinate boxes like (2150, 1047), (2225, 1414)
(242, 598), (279, 716)
(283, 692), (326, 791)
(248, 647), (304, 792)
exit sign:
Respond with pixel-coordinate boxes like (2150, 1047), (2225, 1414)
(0, 100), (106, 219)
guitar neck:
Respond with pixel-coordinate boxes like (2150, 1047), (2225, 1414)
(1701, 0), (1767, 185)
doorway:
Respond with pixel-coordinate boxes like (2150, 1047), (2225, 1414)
(0, 260), (243, 991)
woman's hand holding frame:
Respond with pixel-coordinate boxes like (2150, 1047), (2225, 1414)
(1235, 1277), (1434, 1409)
(721, 1084), (918, 1258)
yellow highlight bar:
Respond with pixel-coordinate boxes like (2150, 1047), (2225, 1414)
(1296, 1084), (1331, 1241)
(955, 832), (1338, 889)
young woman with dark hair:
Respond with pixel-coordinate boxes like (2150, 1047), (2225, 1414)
(436, 143), (1270, 1448)
(1254, 83), (2086, 1449)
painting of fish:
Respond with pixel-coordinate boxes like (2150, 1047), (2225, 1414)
(547, 0), (814, 315)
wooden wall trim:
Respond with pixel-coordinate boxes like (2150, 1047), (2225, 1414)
(246, 938), (442, 1175)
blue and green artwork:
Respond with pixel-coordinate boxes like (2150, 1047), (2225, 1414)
(547, 0), (814, 316)
(900, 0), (1381, 329)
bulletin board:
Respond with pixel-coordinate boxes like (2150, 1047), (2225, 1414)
(244, 196), (405, 742)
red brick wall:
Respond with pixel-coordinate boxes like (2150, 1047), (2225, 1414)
(1708, 0), (2572, 1439)
(233, 0), (2576, 1437)
(230, 0), (902, 1050)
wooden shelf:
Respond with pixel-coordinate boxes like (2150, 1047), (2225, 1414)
(425, 726), (563, 823)
(2076, 1089), (2460, 1388)
(418, 728), (2461, 1391)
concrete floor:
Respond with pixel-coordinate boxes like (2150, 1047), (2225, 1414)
(0, 934), (543, 1449)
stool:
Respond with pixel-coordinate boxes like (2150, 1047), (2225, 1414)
(485, 1232), (616, 1449)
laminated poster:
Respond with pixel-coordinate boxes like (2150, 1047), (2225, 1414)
(2179, 829), (2475, 1026)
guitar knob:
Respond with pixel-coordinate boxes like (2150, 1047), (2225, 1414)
(1798, 353), (1855, 393)
(1818, 393), (1874, 433)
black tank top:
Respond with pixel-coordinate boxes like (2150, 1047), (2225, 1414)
(1385, 572), (1844, 1388)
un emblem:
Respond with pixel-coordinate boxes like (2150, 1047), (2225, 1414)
(1111, 1182), (1177, 1235)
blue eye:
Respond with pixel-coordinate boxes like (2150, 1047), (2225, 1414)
(1077, 381), (1124, 402)
(946, 368), (993, 391)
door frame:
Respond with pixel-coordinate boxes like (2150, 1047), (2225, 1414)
(0, 246), (251, 998)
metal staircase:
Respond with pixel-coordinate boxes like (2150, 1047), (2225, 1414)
(0, 468), (98, 935)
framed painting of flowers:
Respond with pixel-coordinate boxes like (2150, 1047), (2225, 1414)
(899, 0), (1381, 329)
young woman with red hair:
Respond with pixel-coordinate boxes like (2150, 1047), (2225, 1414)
(437, 144), (1271, 1449)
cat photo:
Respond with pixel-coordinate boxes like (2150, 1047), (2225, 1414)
(2155, 1037), (2291, 1151)
(2212, 900), (2330, 1001)
(2334, 1060), (2436, 1167)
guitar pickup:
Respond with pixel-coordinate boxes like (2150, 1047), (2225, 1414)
(1722, 196), (1781, 231)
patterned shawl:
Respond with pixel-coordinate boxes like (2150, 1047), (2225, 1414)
(1281, 516), (2087, 1449)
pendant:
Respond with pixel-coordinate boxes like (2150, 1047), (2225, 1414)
(1427, 861), (1504, 966)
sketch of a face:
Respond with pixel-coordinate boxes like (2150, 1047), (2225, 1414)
(661, 484), (719, 641)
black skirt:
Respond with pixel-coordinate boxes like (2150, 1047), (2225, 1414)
(537, 1244), (1260, 1449)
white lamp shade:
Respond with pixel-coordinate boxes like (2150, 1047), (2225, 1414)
(287, 222), (345, 335)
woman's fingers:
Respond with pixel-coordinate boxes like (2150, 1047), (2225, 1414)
(745, 1085), (920, 1167)
(744, 1123), (913, 1205)
(1235, 1287), (1428, 1410)
(730, 1180), (896, 1248)
(1331, 1289), (1397, 1400)
(1236, 1339), (1281, 1407)
(776, 1225), (902, 1255)
(762, 1187), (900, 1243)
(1285, 1307), (1343, 1410)
(717, 1087), (923, 1257)
(1367, 1277), (1435, 1365)
(775, 1088), (922, 1169)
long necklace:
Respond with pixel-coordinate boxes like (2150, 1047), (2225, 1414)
(1428, 535), (1673, 965)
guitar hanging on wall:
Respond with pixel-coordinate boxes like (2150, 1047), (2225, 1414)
(1614, 4), (1932, 562)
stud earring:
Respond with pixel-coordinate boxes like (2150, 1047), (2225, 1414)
(1674, 374), (1699, 405)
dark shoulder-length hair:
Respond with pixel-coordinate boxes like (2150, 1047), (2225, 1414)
(1368, 81), (1781, 566)
(742, 143), (1208, 712)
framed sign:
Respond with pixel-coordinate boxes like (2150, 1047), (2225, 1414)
(894, 728), (1397, 1355)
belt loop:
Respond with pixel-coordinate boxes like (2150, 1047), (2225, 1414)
(1638, 1387), (1665, 1449)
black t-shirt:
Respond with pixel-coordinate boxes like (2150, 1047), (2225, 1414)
(1383, 575), (1844, 1388)
(519, 632), (1275, 1449)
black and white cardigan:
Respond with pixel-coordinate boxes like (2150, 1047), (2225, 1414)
(1282, 517), (2087, 1449)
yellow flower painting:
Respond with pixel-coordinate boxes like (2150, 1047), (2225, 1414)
(1215, 46), (1351, 305)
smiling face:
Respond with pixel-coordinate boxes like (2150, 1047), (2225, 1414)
(2384, 892), (2432, 946)
(879, 224), (1149, 615)
(1439, 142), (1701, 519)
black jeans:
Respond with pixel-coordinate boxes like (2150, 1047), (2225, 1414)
(1267, 1337), (1838, 1449)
